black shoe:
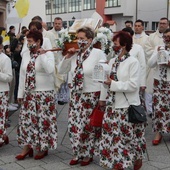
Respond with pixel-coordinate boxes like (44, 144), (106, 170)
(58, 101), (65, 105)
(149, 113), (152, 118)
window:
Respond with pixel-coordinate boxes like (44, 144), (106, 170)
(83, 0), (96, 10)
(143, 21), (149, 30)
(152, 22), (159, 31)
(68, 0), (81, 12)
(45, 0), (67, 14)
(105, 0), (121, 7)
(53, 0), (67, 14)
(45, 0), (51, 15)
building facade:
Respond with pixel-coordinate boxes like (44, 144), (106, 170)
(45, 0), (169, 31)
(0, 0), (8, 29)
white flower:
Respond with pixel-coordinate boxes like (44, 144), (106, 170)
(56, 28), (72, 49)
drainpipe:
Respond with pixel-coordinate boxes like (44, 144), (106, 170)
(136, 0), (138, 20)
(167, 0), (169, 19)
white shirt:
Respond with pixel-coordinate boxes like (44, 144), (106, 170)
(18, 50), (55, 98)
(133, 31), (148, 49)
(108, 56), (141, 108)
(130, 43), (146, 87)
(0, 52), (13, 92)
(58, 48), (108, 100)
(148, 46), (170, 81)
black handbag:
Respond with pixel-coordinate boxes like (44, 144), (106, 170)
(123, 93), (147, 124)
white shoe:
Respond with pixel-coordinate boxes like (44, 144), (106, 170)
(11, 103), (19, 107)
(8, 104), (18, 111)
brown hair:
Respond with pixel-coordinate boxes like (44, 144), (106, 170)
(76, 26), (94, 39)
(26, 30), (43, 46)
(113, 31), (132, 52)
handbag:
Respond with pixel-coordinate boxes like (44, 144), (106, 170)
(123, 93), (147, 124)
(89, 105), (104, 127)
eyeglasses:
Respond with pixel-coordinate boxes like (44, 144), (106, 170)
(163, 35), (170, 39)
(159, 22), (168, 25)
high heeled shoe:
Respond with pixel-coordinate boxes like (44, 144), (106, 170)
(134, 159), (142, 170)
(80, 157), (93, 166)
(15, 148), (33, 160)
(152, 136), (162, 145)
(0, 136), (9, 147)
(69, 158), (79, 165)
(34, 150), (48, 160)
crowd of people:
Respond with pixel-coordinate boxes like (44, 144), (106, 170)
(0, 15), (170, 170)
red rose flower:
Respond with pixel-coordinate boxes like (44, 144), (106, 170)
(77, 74), (83, 79)
(43, 120), (50, 128)
(0, 130), (3, 135)
(114, 163), (123, 169)
(49, 104), (55, 111)
(102, 149), (110, 158)
(71, 126), (77, 133)
(123, 149), (128, 156)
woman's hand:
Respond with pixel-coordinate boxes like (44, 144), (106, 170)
(17, 98), (23, 104)
(104, 75), (112, 86)
(98, 100), (106, 107)
(65, 48), (78, 59)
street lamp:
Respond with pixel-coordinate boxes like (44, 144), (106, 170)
(50, 0), (53, 27)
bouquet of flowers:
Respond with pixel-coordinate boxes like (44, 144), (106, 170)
(56, 28), (76, 49)
(93, 27), (114, 55)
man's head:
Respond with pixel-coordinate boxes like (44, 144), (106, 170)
(53, 17), (63, 31)
(125, 20), (133, 28)
(9, 25), (15, 34)
(158, 17), (169, 33)
(31, 16), (43, 23)
(122, 27), (134, 37)
(28, 21), (43, 33)
(134, 19), (144, 34)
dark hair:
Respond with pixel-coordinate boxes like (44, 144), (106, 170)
(21, 26), (27, 30)
(54, 17), (62, 21)
(0, 36), (3, 45)
(9, 25), (15, 30)
(4, 45), (10, 51)
(163, 28), (170, 34)
(103, 23), (110, 28)
(135, 19), (144, 26)
(125, 20), (133, 26)
(10, 38), (19, 52)
(122, 27), (134, 36)
(77, 26), (94, 39)
(28, 21), (42, 31)
(26, 30), (43, 46)
(160, 17), (169, 22)
(113, 31), (132, 52)
(31, 16), (42, 22)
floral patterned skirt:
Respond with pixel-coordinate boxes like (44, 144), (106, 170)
(17, 90), (58, 151)
(152, 79), (170, 133)
(100, 105), (146, 169)
(68, 91), (101, 159)
(0, 91), (8, 143)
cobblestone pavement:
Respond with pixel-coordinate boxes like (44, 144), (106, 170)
(0, 103), (170, 170)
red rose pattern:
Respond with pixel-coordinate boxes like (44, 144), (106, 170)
(17, 90), (58, 151)
(152, 79), (170, 133)
(68, 91), (101, 158)
(100, 105), (146, 169)
(0, 91), (8, 143)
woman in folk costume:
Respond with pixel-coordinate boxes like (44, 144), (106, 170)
(0, 36), (13, 147)
(15, 30), (57, 160)
(58, 27), (107, 166)
(99, 31), (146, 170)
(148, 28), (170, 145)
